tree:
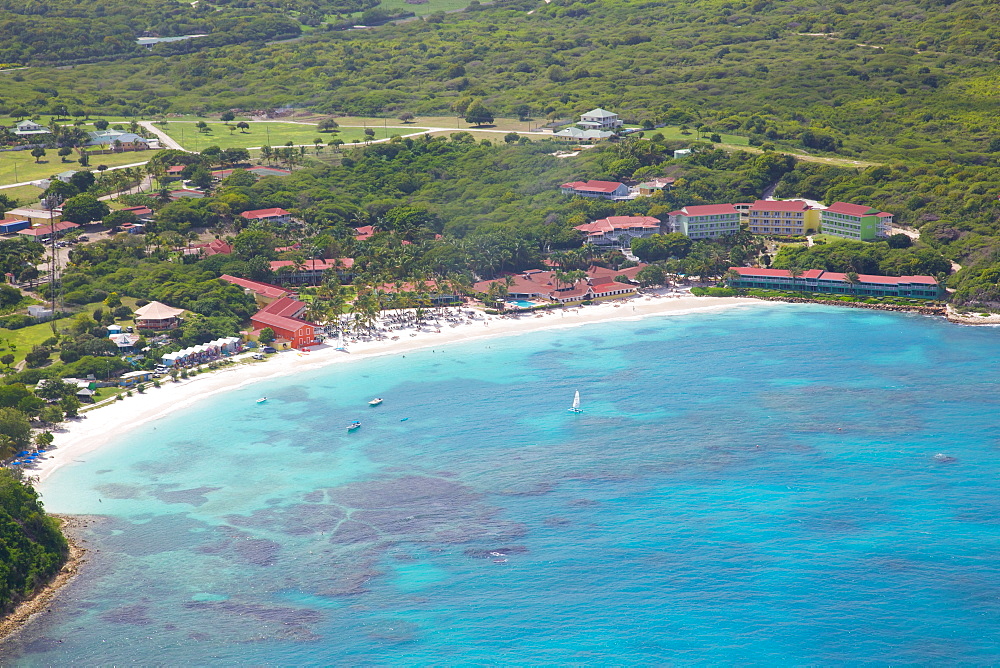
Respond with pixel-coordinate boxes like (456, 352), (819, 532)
(236, 121), (250, 133)
(94, 119), (109, 130)
(31, 147), (46, 163)
(464, 101), (495, 126)
(514, 104), (531, 121)
(364, 128), (375, 143)
(887, 233), (913, 249)
(39, 405), (63, 426)
(105, 292), (122, 309)
(0, 354), (12, 370)
(318, 118), (339, 132)
(58, 147), (73, 162)
(59, 395), (81, 418)
(189, 166), (213, 190)
(61, 193), (109, 225)
(196, 121), (209, 133)
(103, 209), (139, 231)
(220, 111), (235, 122)
(258, 327), (276, 344)
(504, 132), (520, 144)
(34, 378), (74, 401)
(845, 271), (862, 295)
(34, 431), (54, 449)
(788, 266), (804, 292)
(0, 407), (31, 449)
(723, 268), (743, 287)
(636, 264), (667, 287)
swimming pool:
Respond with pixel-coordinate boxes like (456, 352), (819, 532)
(506, 299), (538, 309)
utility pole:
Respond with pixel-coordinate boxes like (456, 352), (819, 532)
(40, 194), (63, 333)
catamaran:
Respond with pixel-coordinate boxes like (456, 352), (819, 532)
(568, 390), (583, 413)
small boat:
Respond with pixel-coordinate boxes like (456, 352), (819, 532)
(347, 421), (362, 431)
(368, 398), (383, 407)
(256, 397), (267, 404)
(400, 417), (409, 422)
(568, 390), (583, 413)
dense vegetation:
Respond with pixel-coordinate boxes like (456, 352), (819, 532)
(0, 470), (68, 614)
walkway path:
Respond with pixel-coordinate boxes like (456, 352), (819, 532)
(139, 121), (185, 150)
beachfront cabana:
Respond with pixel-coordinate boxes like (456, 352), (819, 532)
(160, 336), (244, 367)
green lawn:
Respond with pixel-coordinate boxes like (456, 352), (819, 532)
(154, 121), (415, 150)
(370, 0), (475, 16)
(0, 184), (43, 207)
(654, 125), (750, 146)
(0, 149), (152, 189)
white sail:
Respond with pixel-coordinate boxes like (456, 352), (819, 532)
(572, 391), (580, 409)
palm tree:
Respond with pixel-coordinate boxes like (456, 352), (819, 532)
(723, 268), (743, 288)
(788, 266), (804, 293)
(845, 271), (861, 296)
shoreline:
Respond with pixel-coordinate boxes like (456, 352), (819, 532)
(32, 292), (759, 486)
(0, 515), (87, 645)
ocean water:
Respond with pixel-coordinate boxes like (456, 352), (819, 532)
(8, 303), (1000, 664)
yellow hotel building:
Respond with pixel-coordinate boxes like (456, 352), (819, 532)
(747, 199), (820, 236)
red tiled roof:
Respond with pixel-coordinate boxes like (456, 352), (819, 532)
(259, 296), (307, 318)
(120, 206), (154, 216)
(165, 165), (185, 174)
(731, 267), (936, 285)
(825, 201), (878, 216)
(17, 221), (79, 236)
(354, 225), (375, 240)
(250, 310), (314, 333)
(575, 216), (660, 236)
(680, 203), (738, 216)
(876, 212), (893, 218)
(587, 264), (648, 281)
(590, 280), (637, 296)
(561, 180), (625, 193)
(219, 274), (288, 299)
(270, 258), (354, 272)
(749, 199), (811, 212)
(241, 207), (290, 219)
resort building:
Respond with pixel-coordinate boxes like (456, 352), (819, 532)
(667, 204), (741, 239)
(219, 275), (289, 304)
(637, 178), (675, 197)
(354, 225), (376, 241)
(160, 337), (243, 367)
(577, 108), (623, 131)
(560, 180), (631, 200)
(575, 216), (662, 247)
(249, 297), (317, 349)
(86, 130), (159, 150)
(134, 301), (184, 330)
(16, 221), (78, 238)
(12, 120), (50, 136)
(820, 202), (893, 241)
(269, 258), (354, 284)
(240, 207), (293, 224)
(473, 267), (639, 305)
(747, 200), (820, 236)
(727, 267), (943, 299)
(6, 208), (63, 225)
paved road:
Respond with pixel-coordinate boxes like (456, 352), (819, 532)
(0, 161), (152, 191)
(139, 121), (185, 151)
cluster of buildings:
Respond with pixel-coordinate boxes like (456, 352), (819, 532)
(220, 275), (319, 349)
(728, 267), (942, 299)
(2, 121), (161, 151)
(160, 336), (243, 368)
(560, 189), (895, 243)
(473, 264), (646, 305)
(553, 108), (624, 142)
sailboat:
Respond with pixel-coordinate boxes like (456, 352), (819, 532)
(568, 390), (583, 413)
(335, 330), (347, 352)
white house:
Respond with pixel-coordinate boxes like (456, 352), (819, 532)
(577, 108), (623, 131)
(12, 120), (50, 136)
(554, 127), (614, 142)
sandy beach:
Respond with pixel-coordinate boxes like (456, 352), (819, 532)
(32, 292), (759, 486)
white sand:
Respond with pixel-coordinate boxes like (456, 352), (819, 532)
(33, 293), (764, 486)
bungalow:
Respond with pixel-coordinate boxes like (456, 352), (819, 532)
(86, 130), (159, 151)
(560, 180), (631, 200)
(163, 165), (186, 181)
(17, 221), (79, 238)
(748, 199), (820, 236)
(190, 239), (233, 257)
(134, 301), (184, 330)
(575, 215), (661, 247)
(354, 225), (376, 241)
(119, 370), (154, 387)
(728, 267), (942, 299)
(161, 336), (242, 367)
(118, 206), (155, 222)
(577, 108), (623, 131)
(637, 177), (675, 196)
(109, 332), (142, 352)
(270, 258), (354, 284)
(12, 120), (50, 136)
(820, 202), (893, 241)
(667, 204), (741, 239)
(553, 127), (614, 142)
(240, 207), (293, 224)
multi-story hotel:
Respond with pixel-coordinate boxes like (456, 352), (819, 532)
(728, 267), (942, 299)
(820, 202), (893, 241)
(747, 199), (820, 236)
(667, 204), (741, 239)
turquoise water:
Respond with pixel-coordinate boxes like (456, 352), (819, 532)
(8, 303), (1000, 663)
(507, 299), (538, 309)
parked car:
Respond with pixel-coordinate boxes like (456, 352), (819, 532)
(78, 235), (89, 241)
(251, 353), (265, 360)
(262, 346), (277, 354)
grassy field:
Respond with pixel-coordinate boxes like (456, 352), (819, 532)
(154, 121), (414, 150)
(0, 184), (43, 206)
(370, 0), (476, 16)
(0, 149), (151, 189)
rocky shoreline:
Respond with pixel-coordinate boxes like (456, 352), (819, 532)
(0, 515), (89, 644)
(733, 294), (948, 317)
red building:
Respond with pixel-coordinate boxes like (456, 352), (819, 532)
(249, 296), (316, 349)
